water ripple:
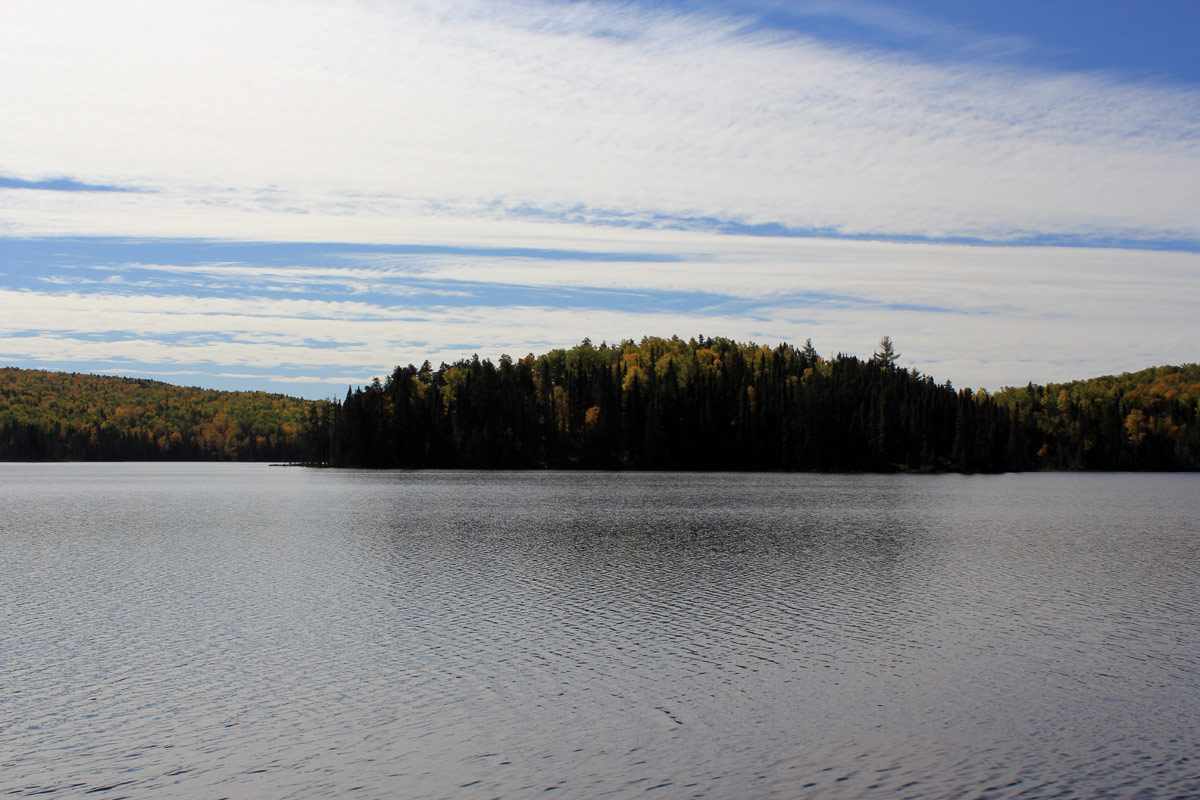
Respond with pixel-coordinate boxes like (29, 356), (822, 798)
(2, 466), (1198, 798)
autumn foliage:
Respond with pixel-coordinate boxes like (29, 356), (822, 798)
(0, 368), (312, 461)
(992, 364), (1200, 471)
(5, 342), (1198, 471)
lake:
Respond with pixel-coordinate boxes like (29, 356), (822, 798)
(2, 464), (1198, 798)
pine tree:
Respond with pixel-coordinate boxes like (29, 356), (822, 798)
(874, 336), (900, 367)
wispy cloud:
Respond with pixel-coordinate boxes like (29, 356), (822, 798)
(2, 0), (1197, 246)
(766, 0), (1035, 60)
(2, 234), (1196, 397)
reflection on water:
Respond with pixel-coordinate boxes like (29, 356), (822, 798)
(2, 465), (1198, 798)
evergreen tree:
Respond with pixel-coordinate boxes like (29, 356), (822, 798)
(874, 336), (900, 367)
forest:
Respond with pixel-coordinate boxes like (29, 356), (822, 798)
(3, 338), (1198, 470)
(313, 336), (1200, 472)
(992, 363), (1200, 471)
(0, 367), (311, 461)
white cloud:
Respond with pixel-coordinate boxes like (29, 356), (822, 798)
(1, 0), (1197, 243)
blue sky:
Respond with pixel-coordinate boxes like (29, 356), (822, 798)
(1, 0), (1197, 398)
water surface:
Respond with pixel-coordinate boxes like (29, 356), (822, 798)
(2, 465), (1198, 798)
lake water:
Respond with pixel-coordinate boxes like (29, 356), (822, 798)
(2, 464), (1198, 799)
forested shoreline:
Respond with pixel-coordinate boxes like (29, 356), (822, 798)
(317, 336), (1199, 472)
(0, 368), (310, 461)
(3, 338), (1199, 470)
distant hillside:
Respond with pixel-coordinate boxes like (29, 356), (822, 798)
(993, 363), (1200, 471)
(0, 367), (318, 461)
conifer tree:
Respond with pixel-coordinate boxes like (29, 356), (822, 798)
(874, 336), (900, 367)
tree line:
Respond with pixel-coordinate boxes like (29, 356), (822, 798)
(0, 367), (311, 461)
(5, 340), (1197, 470)
(310, 336), (1200, 472)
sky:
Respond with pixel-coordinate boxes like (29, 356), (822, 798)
(1, 0), (1197, 399)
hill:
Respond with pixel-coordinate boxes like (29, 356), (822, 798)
(993, 363), (1200, 471)
(0, 367), (316, 461)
